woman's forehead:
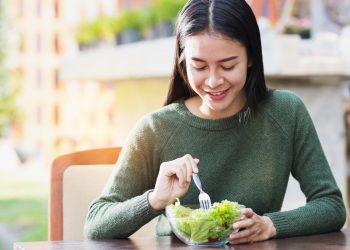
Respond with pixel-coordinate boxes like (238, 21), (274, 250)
(184, 32), (246, 57)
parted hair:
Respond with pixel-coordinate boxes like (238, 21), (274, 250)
(164, 0), (268, 112)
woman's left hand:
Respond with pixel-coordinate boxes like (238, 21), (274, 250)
(229, 208), (276, 245)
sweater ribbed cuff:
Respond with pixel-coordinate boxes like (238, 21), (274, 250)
(134, 190), (163, 222)
(264, 212), (289, 238)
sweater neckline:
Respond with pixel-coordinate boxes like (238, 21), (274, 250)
(171, 101), (250, 131)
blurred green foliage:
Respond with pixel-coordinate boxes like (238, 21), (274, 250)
(75, 0), (187, 46)
(0, 1), (21, 136)
(148, 0), (188, 25)
(76, 16), (115, 45)
(110, 9), (147, 35)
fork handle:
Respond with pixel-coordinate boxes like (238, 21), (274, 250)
(192, 173), (203, 192)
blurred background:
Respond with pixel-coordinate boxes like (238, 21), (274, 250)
(1, 0), (350, 249)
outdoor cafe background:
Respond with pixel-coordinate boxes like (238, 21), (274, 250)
(1, 0), (350, 249)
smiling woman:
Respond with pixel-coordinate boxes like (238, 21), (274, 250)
(183, 34), (249, 119)
(84, 0), (346, 246)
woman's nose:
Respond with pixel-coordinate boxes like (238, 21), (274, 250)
(205, 73), (224, 88)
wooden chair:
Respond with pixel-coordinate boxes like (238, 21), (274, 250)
(49, 147), (156, 240)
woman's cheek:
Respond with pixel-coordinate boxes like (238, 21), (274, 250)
(188, 70), (204, 87)
(225, 72), (246, 86)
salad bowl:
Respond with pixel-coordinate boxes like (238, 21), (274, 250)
(165, 200), (244, 247)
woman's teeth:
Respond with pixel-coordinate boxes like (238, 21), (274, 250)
(210, 91), (225, 96)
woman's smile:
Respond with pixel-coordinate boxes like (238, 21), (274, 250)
(184, 32), (249, 119)
(205, 88), (229, 101)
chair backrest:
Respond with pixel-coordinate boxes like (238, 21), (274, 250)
(49, 147), (121, 240)
(49, 146), (157, 240)
(50, 146), (160, 240)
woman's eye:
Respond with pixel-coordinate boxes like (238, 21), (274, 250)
(193, 65), (207, 71)
(221, 65), (234, 71)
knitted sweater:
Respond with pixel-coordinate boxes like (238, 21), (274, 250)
(84, 90), (346, 239)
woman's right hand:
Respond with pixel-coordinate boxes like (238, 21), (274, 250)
(148, 154), (199, 210)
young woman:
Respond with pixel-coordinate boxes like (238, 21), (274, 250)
(84, 0), (346, 244)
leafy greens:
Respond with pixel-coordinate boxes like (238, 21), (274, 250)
(168, 199), (241, 243)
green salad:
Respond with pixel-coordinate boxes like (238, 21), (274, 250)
(167, 199), (241, 243)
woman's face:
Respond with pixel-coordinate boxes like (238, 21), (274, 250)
(184, 32), (249, 119)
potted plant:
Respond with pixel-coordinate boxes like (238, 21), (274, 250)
(283, 17), (311, 39)
(111, 9), (146, 45)
(76, 22), (97, 50)
(76, 17), (114, 50)
(93, 16), (114, 45)
(146, 0), (187, 39)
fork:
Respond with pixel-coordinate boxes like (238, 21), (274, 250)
(192, 173), (212, 211)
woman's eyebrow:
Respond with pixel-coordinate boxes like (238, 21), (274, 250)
(218, 56), (238, 62)
(191, 56), (239, 62)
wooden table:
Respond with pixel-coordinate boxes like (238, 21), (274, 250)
(14, 228), (350, 250)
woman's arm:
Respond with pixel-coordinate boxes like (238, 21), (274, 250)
(264, 96), (346, 238)
(229, 94), (346, 244)
(84, 113), (199, 239)
(84, 118), (163, 239)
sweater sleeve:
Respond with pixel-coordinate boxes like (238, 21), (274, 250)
(84, 116), (164, 239)
(264, 95), (346, 238)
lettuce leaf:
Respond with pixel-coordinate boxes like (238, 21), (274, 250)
(168, 199), (241, 243)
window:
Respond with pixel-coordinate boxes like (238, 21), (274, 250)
(36, 106), (42, 125)
(54, 0), (60, 18)
(36, 0), (41, 18)
(36, 68), (42, 89)
(54, 104), (60, 125)
(53, 34), (61, 54)
(53, 69), (60, 89)
(36, 33), (42, 53)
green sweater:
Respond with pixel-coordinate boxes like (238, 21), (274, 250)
(84, 90), (346, 239)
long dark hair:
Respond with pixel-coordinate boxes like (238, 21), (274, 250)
(164, 0), (268, 112)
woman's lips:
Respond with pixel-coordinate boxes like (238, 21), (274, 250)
(206, 89), (229, 101)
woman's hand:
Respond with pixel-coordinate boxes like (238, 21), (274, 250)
(148, 154), (199, 210)
(229, 208), (276, 245)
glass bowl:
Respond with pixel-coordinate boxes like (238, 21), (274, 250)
(165, 200), (244, 247)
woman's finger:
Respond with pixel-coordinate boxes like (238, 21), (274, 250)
(241, 208), (254, 218)
(165, 164), (186, 187)
(230, 226), (256, 243)
(233, 217), (254, 230)
(182, 154), (199, 182)
(230, 213), (277, 245)
(183, 154), (193, 183)
(178, 164), (188, 187)
(193, 158), (199, 173)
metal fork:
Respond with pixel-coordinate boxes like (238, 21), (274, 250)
(192, 173), (212, 211)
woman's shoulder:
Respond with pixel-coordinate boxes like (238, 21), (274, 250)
(258, 90), (310, 130)
(133, 103), (183, 133)
(265, 89), (304, 107)
(143, 103), (182, 121)
(261, 90), (306, 115)
(123, 103), (183, 150)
